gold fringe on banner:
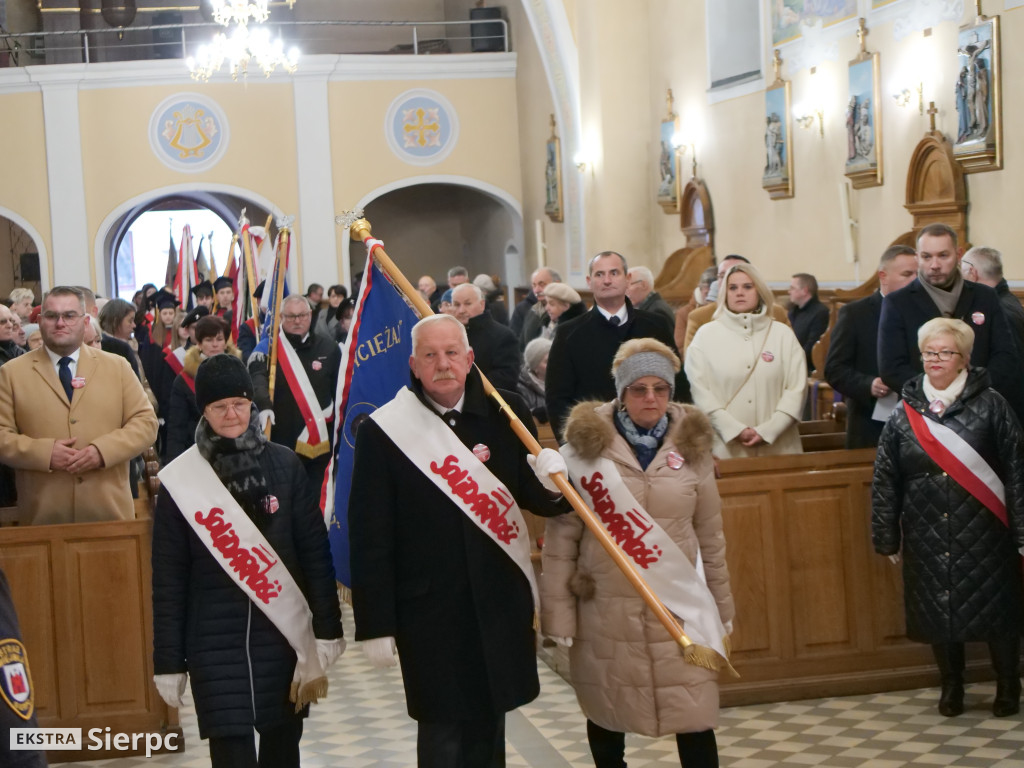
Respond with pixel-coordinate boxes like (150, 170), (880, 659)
(289, 675), (329, 713)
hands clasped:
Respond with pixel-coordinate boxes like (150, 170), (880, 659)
(50, 438), (104, 473)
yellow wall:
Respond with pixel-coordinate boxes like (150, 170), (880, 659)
(0, 91), (51, 267)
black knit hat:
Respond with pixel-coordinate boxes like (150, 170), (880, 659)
(195, 354), (254, 412)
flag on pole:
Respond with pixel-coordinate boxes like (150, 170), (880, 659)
(173, 224), (198, 311)
(207, 232), (219, 281)
(164, 229), (177, 288)
(195, 235), (211, 282)
(251, 230), (290, 361)
(326, 255), (420, 592)
(234, 224), (260, 342)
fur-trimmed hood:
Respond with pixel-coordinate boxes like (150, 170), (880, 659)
(183, 343), (242, 379)
(563, 399), (713, 466)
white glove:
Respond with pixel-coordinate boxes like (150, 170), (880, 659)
(153, 672), (187, 709)
(723, 620), (733, 635)
(259, 409), (276, 430)
(316, 637), (346, 670)
(888, 553), (901, 565)
(527, 448), (567, 494)
(363, 636), (397, 668)
(550, 636), (573, 647)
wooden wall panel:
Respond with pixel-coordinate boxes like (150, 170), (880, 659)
(721, 493), (777, 659)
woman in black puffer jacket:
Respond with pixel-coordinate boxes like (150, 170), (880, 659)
(873, 318), (1024, 719)
(152, 355), (343, 767)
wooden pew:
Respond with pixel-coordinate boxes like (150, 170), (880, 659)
(717, 449), (994, 706)
(0, 518), (180, 762)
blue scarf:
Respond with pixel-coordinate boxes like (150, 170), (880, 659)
(615, 408), (668, 470)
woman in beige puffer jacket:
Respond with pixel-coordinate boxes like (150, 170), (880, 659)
(541, 338), (734, 768)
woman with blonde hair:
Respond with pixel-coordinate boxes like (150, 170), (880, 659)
(684, 263), (806, 457)
(542, 337), (733, 768)
(873, 317), (1024, 717)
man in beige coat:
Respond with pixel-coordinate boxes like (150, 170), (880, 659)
(0, 286), (158, 525)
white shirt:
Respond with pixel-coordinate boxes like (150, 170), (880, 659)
(44, 345), (81, 378)
(596, 304), (628, 325)
(425, 391), (466, 417)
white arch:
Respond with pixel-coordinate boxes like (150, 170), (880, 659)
(0, 206), (51, 292)
(92, 183), (294, 296)
(347, 174), (524, 289)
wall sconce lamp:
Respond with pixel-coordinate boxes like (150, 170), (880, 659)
(795, 109), (824, 138)
(671, 132), (698, 177)
(573, 150), (591, 172)
(892, 83), (924, 115)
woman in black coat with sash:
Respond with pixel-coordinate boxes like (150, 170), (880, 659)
(872, 318), (1024, 718)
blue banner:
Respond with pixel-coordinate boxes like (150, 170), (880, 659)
(328, 258), (419, 588)
(252, 242), (289, 359)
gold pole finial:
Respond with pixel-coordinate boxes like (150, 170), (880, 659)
(927, 101), (938, 133)
(856, 18), (867, 55)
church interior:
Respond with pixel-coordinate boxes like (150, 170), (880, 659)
(1, 0), (1023, 765)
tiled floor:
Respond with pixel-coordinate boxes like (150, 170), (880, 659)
(60, 608), (1024, 767)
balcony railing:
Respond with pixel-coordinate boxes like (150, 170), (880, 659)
(0, 17), (509, 67)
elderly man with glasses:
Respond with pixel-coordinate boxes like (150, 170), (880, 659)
(248, 294), (341, 491)
(0, 286), (158, 525)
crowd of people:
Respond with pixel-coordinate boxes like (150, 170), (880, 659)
(1, 225), (1023, 768)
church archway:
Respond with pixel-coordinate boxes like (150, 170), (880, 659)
(349, 177), (523, 301)
(0, 208), (49, 300)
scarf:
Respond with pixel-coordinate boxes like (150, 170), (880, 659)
(615, 407), (668, 470)
(919, 270), (964, 318)
(195, 406), (270, 517)
(922, 368), (969, 415)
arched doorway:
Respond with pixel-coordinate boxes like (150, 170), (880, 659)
(0, 210), (48, 302)
(349, 179), (523, 300)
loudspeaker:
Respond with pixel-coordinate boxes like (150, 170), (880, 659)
(470, 7), (505, 53)
(19, 253), (40, 282)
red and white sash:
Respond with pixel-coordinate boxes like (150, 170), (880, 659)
(905, 405), (1007, 525)
(158, 446), (328, 709)
(277, 329), (331, 459)
(560, 444), (732, 671)
(370, 387), (539, 613)
(164, 346), (186, 377)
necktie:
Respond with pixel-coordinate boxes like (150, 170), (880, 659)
(58, 357), (74, 402)
(608, 315), (621, 326)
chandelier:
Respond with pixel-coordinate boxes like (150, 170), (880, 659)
(187, 0), (300, 81)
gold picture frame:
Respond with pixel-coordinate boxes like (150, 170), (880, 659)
(954, 10), (1001, 173)
(657, 89), (681, 213)
(544, 114), (564, 223)
(763, 50), (794, 200)
(845, 20), (883, 189)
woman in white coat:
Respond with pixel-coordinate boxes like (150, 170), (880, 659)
(684, 263), (806, 458)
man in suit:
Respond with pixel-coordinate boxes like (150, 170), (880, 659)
(824, 245), (918, 448)
(626, 265), (675, 330)
(787, 273), (830, 373)
(0, 286), (158, 525)
(878, 223), (1024, 417)
(545, 251), (686, 439)
(682, 255), (790, 356)
(452, 283), (521, 392)
(349, 315), (569, 766)
(960, 246), (1024, 356)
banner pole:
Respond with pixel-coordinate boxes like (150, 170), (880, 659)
(347, 217), (697, 653)
(265, 226), (290, 437)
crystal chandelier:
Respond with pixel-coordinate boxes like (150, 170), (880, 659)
(187, 0), (300, 81)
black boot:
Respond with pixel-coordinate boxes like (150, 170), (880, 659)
(989, 636), (1021, 717)
(675, 729), (718, 768)
(932, 642), (965, 716)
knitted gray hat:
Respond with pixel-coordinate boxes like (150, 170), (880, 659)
(524, 337), (552, 374)
(613, 351), (675, 400)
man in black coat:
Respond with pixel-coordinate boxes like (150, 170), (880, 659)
(511, 266), (560, 340)
(960, 245), (1024, 356)
(349, 314), (570, 766)
(825, 245), (918, 448)
(545, 251), (688, 440)
(878, 224), (1024, 418)
(452, 283), (521, 392)
(787, 273), (830, 373)
(249, 295), (340, 491)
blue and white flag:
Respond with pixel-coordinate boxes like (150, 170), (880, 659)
(327, 256), (420, 590)
(251, 232), (289, 360)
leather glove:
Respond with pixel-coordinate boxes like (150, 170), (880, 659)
(316, 637), (346, 670)
(363, 636), (397, 668)
(550, 636), (573, 648)
(153, 672), (187, 709)
(259, 409), (276, 430)
(527, 448), (567, 494)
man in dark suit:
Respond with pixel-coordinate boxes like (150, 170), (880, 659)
(452, 283), (521, 392)
(349, 315), (569, 766)
(878, 223), (1024, 417)
(787, 272), (830, 373)
(545, 251), (687, 439)
(960, 246), (1024, 356)
(825, 245), (917, 448)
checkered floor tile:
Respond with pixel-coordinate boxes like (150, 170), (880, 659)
(58, 607), (1024, 767)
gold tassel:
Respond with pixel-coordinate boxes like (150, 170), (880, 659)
(682, 643), (740, 679)
(295, 440), (330, 459)
(289, 675), (329, 713)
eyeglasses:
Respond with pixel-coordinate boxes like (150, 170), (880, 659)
(41, 311), (84, 323)
(206, 400), (252, 417)
(282, 313), (311, 321)
(921, 350), (962, 362)
(624, 383), (671, 398)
